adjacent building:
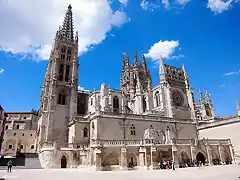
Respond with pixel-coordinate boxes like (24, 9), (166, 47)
(1, 112), (38, 156)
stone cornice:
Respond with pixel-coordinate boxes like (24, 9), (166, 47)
(197, 117), (240, 130)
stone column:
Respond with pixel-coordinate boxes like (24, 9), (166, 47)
(218, 144), (224, 165)
(95, 153), (102, 171)
(205, 145), (212, 166)
(172, 145), (179, 168)
(229, 145), (235, 164)
(120, 147), (128, 170)
(150, 146), (157, 170)
(138, 146), (146, 170)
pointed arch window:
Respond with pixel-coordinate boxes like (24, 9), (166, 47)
(130, 124), (136, 135)
(83, 127), (88, 138)
(60, 47), (66, 61)
(155, 91), (160, 107)
(65, 65), (70, 82)
(113, 96), (119, 113)
(67, 49), (71, 61)
(58, 93), (66, 105)
(16, 124), (20, 129)
(59, 64), (64, 81)
(142, 97), (147, 112)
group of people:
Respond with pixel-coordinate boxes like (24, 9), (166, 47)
(158, 160), (175, 170)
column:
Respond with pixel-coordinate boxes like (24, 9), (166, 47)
(172, 145), (179, 168)
(229, 145), (235, 164)
(138, 146), (146, 169)
(205, 145), (212, 166)
(218, 144), (223, 165)
(95, 153), (102, 170)
(120, 147), (128, 170)
(150, 146), (157, 170)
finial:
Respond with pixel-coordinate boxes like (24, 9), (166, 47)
(126, 52), (129, 66)
(134, 49), (138, 66)
(122, 54), (125, 71)
(141, 51), (147, 68)
(68, 4), (72, 9)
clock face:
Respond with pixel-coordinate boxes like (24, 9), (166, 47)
(172, 90), (184, 106)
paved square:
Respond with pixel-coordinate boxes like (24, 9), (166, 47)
(0, 165), (239, 180)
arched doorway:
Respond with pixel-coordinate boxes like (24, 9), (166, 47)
(196, 152), (205, 165)
(61, 155), (67, 168)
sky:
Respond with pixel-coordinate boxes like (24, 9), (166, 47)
(0, 0), (239, 116)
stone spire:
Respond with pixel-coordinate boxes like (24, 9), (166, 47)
(205, 90), (212, 105)
(159, 56), (166, 82)
(141, 51), (147, 68)
(58, 4), (74, 42)
(122, 54), (125, 71)
(199, 88), (204, 105)
(125, 52), (129, 67)
(133, 49), (138, 66)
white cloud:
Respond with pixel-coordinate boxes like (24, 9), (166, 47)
(220, 84), (226, 88)
(0, 0), (128, 60)
(140, 0), (161, 10)
(176, 0), (190, 6)
(223, 70), (240, 76)
(0, 68), (4, 74)
(207, 0), (233, 14)
(119, 0), (129, 6)
(162, 0), (170, 8)
(145, 40), (181, 61)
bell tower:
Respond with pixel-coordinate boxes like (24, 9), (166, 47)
(38, 5), (79, 147)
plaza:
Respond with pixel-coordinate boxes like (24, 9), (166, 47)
(0, 165), (239, 180)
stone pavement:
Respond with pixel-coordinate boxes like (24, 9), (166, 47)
(0, 165), (239, 180)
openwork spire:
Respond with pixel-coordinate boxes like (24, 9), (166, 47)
(58, 4), (74, 42)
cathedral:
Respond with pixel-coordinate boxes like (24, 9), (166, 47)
(37, 5), (234, 170)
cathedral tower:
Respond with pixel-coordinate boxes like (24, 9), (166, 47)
(38, 5), (79, 147)
(120, 49), (152, 114)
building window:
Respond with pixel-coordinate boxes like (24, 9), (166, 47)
(90, 98), (93, 106)
(113, 96), (119, 113)
(14, 133), (16, 136)
(142, 97), (147, 112)
(65, 65), (70, 82)
(20, 145), (23, 149)
(59, 64), (64, 81)
(130, 124), (136, 135)
(155, 91), (160, 107)
(58, 93), (66, 105)
(16, 124), (20, 129)
(24, 117), (26, 119)
(22, 133), (24, 136)
(30, 134), (32, 136)
(61, 47), (66, 61)
(31, 145), (34, 149)
(67, 49), (71, 61)
(83, 127), (88, 138)
(5, 125), (8, 130)
(8, 145), (12, 149)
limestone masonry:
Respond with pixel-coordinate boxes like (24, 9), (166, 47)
(3, 5), (239, 170)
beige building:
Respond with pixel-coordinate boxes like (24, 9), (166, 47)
(198, 115), (240, 164)
(1, 112), (38, 156)
(35, 5), (235, 170)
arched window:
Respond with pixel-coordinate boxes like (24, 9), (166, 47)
(113, 96), (119, 113)
(83, 127), (88, 138)
(16, 124), (20, 129)
(142, 97), (146, 112)
(155, 91), (160, 107)
(65, 65), (70, 82)
(90, 98), (93, 106)
(60, 47), (66, 61)
(58, 93), (66, 105)
(130, 124), (136, 135)
(67, 49), (71, 61)
(5, 125), (8, 130)
(59, 64), (64, 81)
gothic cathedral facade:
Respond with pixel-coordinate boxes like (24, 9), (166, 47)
(37, 5), (234, 170)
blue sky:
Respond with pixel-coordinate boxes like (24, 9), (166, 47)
(0, 0), (239, 116)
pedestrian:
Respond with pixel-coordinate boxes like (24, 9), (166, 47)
(172, 161), (175, 171)
(7, 160), (12, 173)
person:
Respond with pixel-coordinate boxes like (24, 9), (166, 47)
(172, 161), (175, 171)
(7, 160), (12, 172)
